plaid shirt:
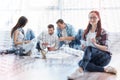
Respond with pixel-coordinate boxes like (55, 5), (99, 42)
(96, 29), (108, 47)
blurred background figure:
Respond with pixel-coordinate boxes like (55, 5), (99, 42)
(37, 24), (59, 59)
(11, 16), (35, 56)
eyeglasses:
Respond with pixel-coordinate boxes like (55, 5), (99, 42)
(89, 16), (97, 20)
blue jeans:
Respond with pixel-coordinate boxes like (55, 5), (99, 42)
(25, 29), (35, 40)
(79, 46), (111, 72)
(69, 29), (83, 50)
(59, 29), (83, 50)
(36, 41), (41, 51)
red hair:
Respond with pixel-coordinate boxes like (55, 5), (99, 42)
(83, 10), (102, 40)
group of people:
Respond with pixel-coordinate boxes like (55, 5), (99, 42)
(11, 10), (117, 80)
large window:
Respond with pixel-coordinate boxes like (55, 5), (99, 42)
(0, 0), (120, 33)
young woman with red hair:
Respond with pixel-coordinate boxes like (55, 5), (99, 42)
(68, 11), (117, 80)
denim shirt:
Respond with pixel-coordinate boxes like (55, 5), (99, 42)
(57, 23), (76, 47)
(57, 23), (76, 37)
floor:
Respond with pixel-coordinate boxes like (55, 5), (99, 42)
(0, 53), (80, 80)
(0, 51), (119, 80)
(0, 31), (120, 80)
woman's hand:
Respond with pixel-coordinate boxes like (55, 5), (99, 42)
(81, 44), (86, 50)
(91, 38), (108, 51)
(91, 38), (97, 45)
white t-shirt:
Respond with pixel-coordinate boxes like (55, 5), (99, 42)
(81, 31), (96, 48)
(12, 28), (25, 48)
(61, 28), (71, 45)
(37, 31), (59, 49)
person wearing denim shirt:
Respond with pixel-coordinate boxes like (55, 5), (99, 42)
(56, 19), (76, 48)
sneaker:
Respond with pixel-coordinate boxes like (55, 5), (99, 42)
(68, 69), (84, 80)
(105, 66), (117, 75)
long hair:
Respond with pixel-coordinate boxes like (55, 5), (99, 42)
(11, 16), (28, 37)
(83, 10), (102, 40)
